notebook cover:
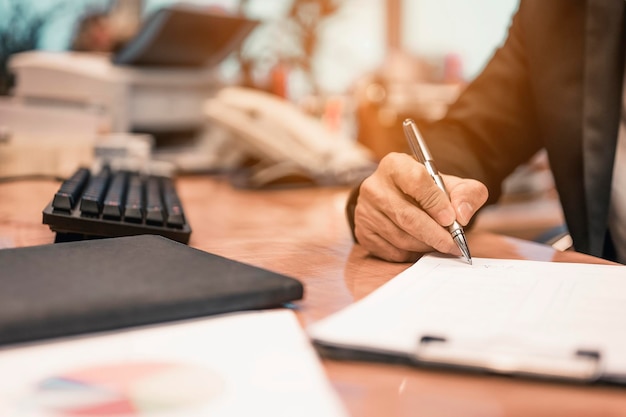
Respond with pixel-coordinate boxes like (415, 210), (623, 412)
(0, 235), (303, 346)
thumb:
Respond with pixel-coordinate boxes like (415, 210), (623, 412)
(445, 176), (489, 226)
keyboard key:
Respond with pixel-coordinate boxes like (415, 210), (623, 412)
(162, 178), (185, 227)
(80, 166), (112, 215)
(124, 175), (144, 223)
(103, 171), (128, 219)
(145, 177), (165, 225)
(52, 168), (90, 210)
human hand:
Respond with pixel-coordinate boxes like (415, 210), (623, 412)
(354, 152), (489, 262)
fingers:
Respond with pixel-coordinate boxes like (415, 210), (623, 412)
(355, 227), (421, 263)
(355, 153), (458, 259)
(353, 152), (488, 262)
(382, 154), (457, 228)
(354, 189), (453, 261)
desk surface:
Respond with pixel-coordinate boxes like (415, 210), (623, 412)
(1, 176), (625, 417)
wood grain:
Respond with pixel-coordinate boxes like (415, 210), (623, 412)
(1, 175), (624, 417)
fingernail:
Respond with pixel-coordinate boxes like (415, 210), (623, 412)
(458, 202), (473, 225)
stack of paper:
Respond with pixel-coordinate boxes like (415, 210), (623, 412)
(309, 254), (626, 383)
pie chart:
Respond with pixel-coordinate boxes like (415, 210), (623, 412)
(22, 361), (224, 416)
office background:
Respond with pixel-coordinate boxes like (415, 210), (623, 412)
(2, 0), (518, 94)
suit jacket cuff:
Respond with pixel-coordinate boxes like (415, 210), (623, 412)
(346, 182), (362, 243)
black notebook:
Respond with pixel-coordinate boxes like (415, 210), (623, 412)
(0, 235), (303, 346)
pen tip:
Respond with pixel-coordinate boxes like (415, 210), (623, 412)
(453, 234), (472, 265)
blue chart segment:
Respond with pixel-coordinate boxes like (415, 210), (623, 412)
(25, 362), (224, 416)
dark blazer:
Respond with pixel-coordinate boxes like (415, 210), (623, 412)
(418, 0), (625, 259)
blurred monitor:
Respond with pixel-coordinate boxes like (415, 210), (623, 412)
(113, 3), (259, 68)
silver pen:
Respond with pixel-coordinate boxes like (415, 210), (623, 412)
(402, 118), (472, 264)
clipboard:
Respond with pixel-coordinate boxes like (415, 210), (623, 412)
(308, 254), (626, 384)
(0, 235), (303, 346)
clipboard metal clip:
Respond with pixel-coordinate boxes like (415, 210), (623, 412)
(415, 335), (603, 383)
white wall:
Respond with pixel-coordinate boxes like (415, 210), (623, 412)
(313, 0), (518, 92)
(403, 0), (519, 79)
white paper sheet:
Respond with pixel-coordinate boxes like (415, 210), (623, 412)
(0, 310), (347, 417)
(308, 254), (626, 381)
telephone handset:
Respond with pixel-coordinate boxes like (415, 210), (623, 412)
(203, 86), (375, 187)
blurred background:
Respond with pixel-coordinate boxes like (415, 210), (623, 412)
(0, 0), (518, 162)
(2, 0), (517, 93)
(1, 0), (563, 240)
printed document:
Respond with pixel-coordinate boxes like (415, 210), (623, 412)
(0, 310), (347, 417)
(309, 255), (626, 382)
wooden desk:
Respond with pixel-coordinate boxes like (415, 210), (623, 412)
(1, 176), (625, 417)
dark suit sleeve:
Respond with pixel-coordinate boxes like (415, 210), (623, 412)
(424, 1), (543, 205)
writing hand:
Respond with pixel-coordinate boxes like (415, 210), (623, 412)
(354, 152), (489, 262)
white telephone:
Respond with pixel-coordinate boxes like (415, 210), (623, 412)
(203, 86), (376, 187)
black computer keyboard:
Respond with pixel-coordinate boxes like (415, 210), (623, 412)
(43, 166), (191, 243)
